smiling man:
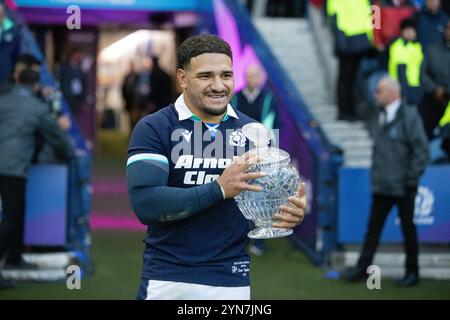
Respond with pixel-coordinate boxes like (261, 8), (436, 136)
(126, 34), (307, 300)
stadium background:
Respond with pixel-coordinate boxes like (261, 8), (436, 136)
(0, 0), (449, 299)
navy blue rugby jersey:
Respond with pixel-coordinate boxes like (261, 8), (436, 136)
(128, 94), (257, 287)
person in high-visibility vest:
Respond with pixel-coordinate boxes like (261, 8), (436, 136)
(438, 101), (450, 158)
(439, 101), (450, 127)
(384, 18), (424, 106)
(327, 0), (374, 121)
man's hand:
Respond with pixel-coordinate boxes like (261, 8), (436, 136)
(272, 182), (307, 229)
(57, 114), (72, 131)
(216, 151), (267, 199)
(434, 86), (448, 105)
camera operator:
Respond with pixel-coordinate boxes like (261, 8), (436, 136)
(0, 68), (74, 289)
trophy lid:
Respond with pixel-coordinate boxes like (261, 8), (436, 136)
(242, 123), (289, 166)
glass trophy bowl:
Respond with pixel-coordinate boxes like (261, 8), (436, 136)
(235, 123), (300, 239)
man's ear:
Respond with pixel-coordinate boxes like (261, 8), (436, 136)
(177, 68), (188, 90)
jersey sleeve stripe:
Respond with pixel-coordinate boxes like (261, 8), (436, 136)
(127, 153), (169, 167)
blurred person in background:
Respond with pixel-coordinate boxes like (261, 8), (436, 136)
(12, 54), (72, 162)
(343, 77), (428, 287)
(382, 18), (424, 106)
(137, 56), (153, 116)
(327, 0), (374, 121)
(13, 54), (71, 132)
(0, 2), (21, 84)
(122, 61), (140, 132)
(149, 56), (173, 114)
(13, 54), (41, 82)
(420, 21), (450, 140)
(0, 68), (74, 289)
(232, 64), (280, 131)
(415, 0), (449, 49)
(59, 47), (87, 121)
(231, 64), (280, 256)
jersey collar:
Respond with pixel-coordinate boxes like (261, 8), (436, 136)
(174, 94), (239, 122)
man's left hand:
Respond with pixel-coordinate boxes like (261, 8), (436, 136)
(272, 182), (307, 229)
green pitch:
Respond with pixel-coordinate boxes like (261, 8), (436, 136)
(1, 231), (449, 300)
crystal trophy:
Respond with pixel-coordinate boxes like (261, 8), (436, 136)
(235, 123), (300, 239)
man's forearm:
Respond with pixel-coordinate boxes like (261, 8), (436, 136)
(128, 181), (224, 224)
(127, 160), (224, 224)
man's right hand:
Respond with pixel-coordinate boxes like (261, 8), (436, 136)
(216, 151), (267, 199)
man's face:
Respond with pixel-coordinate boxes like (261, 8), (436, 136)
(245, 66), (262, 91)
(178, 53), (234, 117)
(402, 27), (417, 42)
(375, 81), (391, 108)
(426, 0), (441, 13)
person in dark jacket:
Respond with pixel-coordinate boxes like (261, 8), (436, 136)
(0, 2), (21, 83)
(231, 64), (280, 131)
(59, 47), (86, 120)
(0, 68), (74, 289)
(343, 76), (429, 287)
(122, 62), (140, 132)
(149, 56), (173, 114)
(415, 0), (449, 49)
(419, 21), (450, 140)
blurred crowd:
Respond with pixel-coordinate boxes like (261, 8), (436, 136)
(325, 0), (450, 163)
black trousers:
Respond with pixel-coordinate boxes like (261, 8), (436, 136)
(337, 52), (365, 118)
(0, 175), (27, 263)
(357, 193), (419, 275)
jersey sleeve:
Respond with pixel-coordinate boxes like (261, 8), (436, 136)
(127, 116), (169, 168)
(126, 115), (224, 225)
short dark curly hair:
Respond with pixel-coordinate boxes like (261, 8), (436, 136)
(176, 34), (233, 70)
